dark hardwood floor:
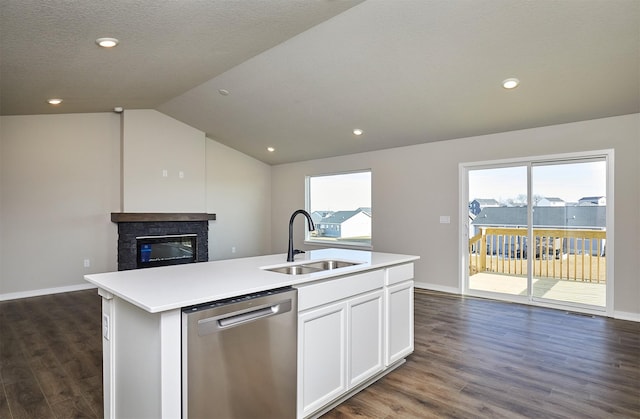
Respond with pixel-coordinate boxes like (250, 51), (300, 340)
(1, 288), (638, 418)
(0, 290), (102, 418)
(322, 290), (640, 419)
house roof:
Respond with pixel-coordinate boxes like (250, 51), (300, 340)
(472, 206), (606, 229)
(358, 207), (372, 216)
(1, 1), (638, 165)
(319, 210), (369, 225)
(471, 199), (500, 206)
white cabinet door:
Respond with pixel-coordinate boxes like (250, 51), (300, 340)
(348, 290), (384, 387)
(296, 265), (414, 417)
(385, 280), (414, 366)
(298, 302), (347, 418)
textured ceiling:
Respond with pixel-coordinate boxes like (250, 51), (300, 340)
(0, 0), (364, 115)
(2, 0), (639, 165)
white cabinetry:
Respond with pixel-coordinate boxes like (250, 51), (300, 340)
(297, 270), (384, 418)
(385, 264), (414, 365)
(348, 290), (384, 387)
(296, 263), (414, 418)
(298, 301), (347, 415)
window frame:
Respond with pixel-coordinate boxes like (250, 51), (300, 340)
(304, 169), (373, 250)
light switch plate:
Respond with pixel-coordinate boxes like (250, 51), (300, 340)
(439, 215), (451, 224)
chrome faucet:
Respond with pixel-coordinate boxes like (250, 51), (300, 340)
(287, 209), (316, 262)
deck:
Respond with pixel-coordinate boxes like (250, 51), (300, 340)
(469, 272), (606, 307)
(468, 227), (607, 308)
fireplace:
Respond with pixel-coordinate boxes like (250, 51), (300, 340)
(137, 234), (197, 269)
(112, 213), (216, 271)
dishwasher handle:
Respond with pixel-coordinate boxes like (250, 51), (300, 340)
(197, 299), (292, 335)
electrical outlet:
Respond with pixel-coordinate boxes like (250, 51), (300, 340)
(231, 246), (236, 253)
(103, 314), (110, 340)
(84, 259), (90, 268)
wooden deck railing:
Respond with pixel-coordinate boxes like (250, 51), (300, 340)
(469, 227), (606, 283)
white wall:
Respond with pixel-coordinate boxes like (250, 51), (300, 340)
(271, 114), (640, 318)
(122, 110), (206, 212)
(0, 113), (121, 297)
(0, 111), (272, 298)
(2, 111), (637, 316)
(206, 138), (272, 260)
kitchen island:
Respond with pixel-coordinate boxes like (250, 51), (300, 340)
(85, 248), (419, 419)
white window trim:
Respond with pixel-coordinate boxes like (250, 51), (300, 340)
(304, 169), (373, 250)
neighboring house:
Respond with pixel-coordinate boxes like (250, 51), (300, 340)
(469, 198), (500, 216)
(311, 211), (333, 225)
(358, 207), (372, 217)
(315, 208), (371, 238)
(579, 196), (606, 206)
(472, 206), (606, 256)
(473, 206), (606, 230)
(536, 197), (565, 207)
(468, 211), (476, 239)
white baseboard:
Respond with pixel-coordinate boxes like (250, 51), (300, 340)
(613, 311), (640, 322)
(414, 281), (460, 295)
(414, 281), (639, 323)
(0, 283), (97, 301)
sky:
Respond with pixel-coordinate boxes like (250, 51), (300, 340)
(469, 161), (606, 203)
(306, 161), (606, 212)
(309, 171), (371, 211)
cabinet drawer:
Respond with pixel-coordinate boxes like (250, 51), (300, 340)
(385, 263), (414, 286)
(297, 270), (384, 312)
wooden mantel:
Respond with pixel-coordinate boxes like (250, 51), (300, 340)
(111, 213), (216, 223)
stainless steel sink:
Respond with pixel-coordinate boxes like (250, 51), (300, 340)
(301, 260), (361, 270)
(265, 265), (323, 275)
(263, 259), (362, 275)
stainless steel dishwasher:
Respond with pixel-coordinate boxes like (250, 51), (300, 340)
(182, 287), (297, 419)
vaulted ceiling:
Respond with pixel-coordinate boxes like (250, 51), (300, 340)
(2, 0), (638, 164)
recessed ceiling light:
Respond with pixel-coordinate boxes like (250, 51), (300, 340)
(267, 147), (275, 152)
(96, 37), (119, 48)
(47, 98), (63, 105)
(502, 78), (520, 89)
(353, 128), (363, 136)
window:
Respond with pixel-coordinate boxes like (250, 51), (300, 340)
(305, 170), (372, 248)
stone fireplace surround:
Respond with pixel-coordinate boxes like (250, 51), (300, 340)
(112, 213), (216, 271)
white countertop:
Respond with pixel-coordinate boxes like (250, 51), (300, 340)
(84, 248), (419, 313)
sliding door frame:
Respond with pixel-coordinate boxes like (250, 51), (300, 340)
(459, 149), (614, 317)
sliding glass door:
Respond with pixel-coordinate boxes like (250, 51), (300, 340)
(531, 160), (607, 308)
(463, 151), (611, 313)
(467, 165), (528, 298)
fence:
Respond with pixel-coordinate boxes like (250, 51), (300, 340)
(469, 227), (606, 283)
